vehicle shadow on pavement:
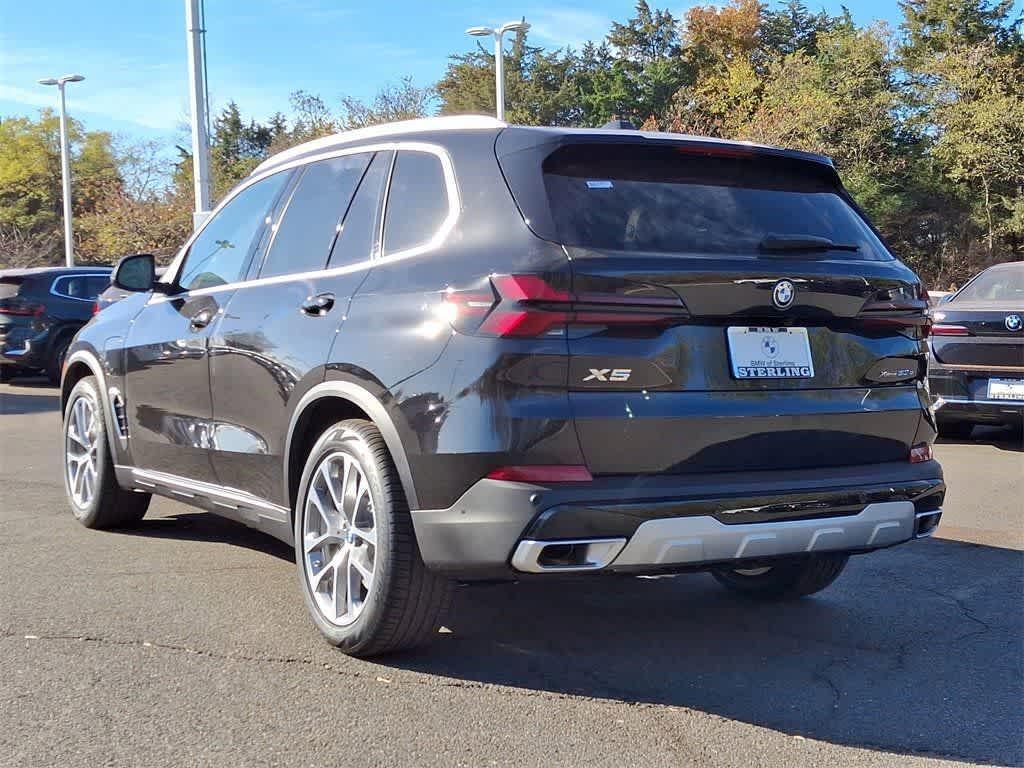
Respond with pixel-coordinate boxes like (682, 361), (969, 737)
(394, 539), (1024, 766)
(0, 391), (60, 415)
(937, 424), (1024, 453)
(113, 513), (293, 562)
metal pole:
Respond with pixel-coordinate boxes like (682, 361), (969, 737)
(57, 83), (74, 268)
(186, 0), (212, 229)
(494, 31), (505, 121)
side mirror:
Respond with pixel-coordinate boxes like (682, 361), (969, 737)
(112, 253), (156, 292)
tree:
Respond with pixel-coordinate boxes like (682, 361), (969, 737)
(899, 0), (1024, 264)
(210, 101), (285, 196)
(338, 77), (436, 130)
(437, 27), (584, 125)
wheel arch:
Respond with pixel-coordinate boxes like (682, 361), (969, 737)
(61, 349), (122, 462)
(284, 382), (419, 515)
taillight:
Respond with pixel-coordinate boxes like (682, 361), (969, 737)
(486, 465), (593, 483)
(444, 274), (688, 338)
(931, 324), (970, 337)
(909, 443), (933, 463)
(92, 301), (101, 316)
(0, 300), (44, 317)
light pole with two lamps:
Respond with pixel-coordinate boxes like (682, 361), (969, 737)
(465, 21), (529, 121)
(37, 74), (85, 268)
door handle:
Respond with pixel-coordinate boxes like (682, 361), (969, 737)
(189, 308), (214, 331)
(301, 293), (335, 316)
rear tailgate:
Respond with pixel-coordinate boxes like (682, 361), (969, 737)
(497, 133), (930, 475)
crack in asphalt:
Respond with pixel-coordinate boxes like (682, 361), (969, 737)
(0, 630), (643, 705)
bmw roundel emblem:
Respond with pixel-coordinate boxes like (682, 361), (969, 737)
(772, 279), (796, 309)
(1006, 314), (1022, 332)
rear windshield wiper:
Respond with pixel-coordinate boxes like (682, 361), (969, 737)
(759, 234), (860, 253)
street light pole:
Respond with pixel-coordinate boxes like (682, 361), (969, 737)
(38, 74), (84, 267)
(466, 20), (530, 121)
(185, 0), (212, 230)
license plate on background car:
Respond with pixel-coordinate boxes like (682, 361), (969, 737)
(987, 378), (1024, 401)
(727, 327), (814, 379)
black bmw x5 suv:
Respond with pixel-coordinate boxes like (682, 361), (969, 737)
(61, 116), (944, 656)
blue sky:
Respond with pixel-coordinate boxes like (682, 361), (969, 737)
(0, 0), (925, 146)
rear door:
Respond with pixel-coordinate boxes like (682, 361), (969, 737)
(499, 138), (929, 475)
(208, 150), (386, 506)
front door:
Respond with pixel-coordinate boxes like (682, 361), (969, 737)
(124, 169), (291, 483)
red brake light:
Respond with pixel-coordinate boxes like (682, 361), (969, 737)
(444, 274), (688, 338)
(487, 465), (593, 483)
(0, 300), (44, 317)
(92, 301), (101, 316)
(931, 324), (969, 337)
(909, 443), (933, 463)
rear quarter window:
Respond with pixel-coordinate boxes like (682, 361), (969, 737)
(538, 143), (892, 261)
(382, 151), (449, 256)
(52, 274), (110, 300)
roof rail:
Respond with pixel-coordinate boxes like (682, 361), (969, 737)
(251, 115), (506, 176)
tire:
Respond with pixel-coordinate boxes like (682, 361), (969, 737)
(0, 366), (12, 383)
(63, 375), (150, 528)
(712, 553), (849, 600)
(937, 418), (974, 439)
(294, 419), (451, 657)
(47, 335), (71, 386)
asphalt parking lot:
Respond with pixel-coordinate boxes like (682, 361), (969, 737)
(1, 377), (1021, 768)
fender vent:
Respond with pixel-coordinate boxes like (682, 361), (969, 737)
(109, 389), (128, 439)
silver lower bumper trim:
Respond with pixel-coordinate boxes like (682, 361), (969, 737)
(611, 501), (918, 568)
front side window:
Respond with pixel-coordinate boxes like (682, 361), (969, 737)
(382, 151), (449, 256)
(178, 172), (288, 291)
(261, 154), (372, 278)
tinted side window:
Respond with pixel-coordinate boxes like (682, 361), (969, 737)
(178, 172), (288, 290)
(53, 275), (108, 300)
(85, 275), (111, 298)
(261, 154), (372, 278)
(382, 151), (448, 255)
(328, 151), (392, 268)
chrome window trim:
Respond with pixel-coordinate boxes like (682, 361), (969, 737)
(49, 272), (111, 302)
(153, 141), (460, 304)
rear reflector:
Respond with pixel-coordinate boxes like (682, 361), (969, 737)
(487, 465), (593, 483)
(931, 324), (969, 337)
(909, 443), (933, 463)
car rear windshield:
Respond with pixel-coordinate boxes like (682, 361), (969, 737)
(954, 267), (1024, 302)
(541, 143), (892, 260)
(0, 278), (25, 299)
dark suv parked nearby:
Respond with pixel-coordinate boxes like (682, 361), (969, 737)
(0, 266), (111, 383)
(60, 117), (943, 656)
(928, 261), (1023, 437)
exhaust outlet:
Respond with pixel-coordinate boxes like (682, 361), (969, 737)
(511, 538), (626, 573)
(914, 510), (942, 539)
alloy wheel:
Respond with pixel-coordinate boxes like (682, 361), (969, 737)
(302, 451), (378, 626)
(65, 395), (99, 508)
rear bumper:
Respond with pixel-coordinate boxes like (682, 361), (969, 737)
(0, 327), (53, 368)
(929, 363), (1023, 424)
(410, 460), (944, 579)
